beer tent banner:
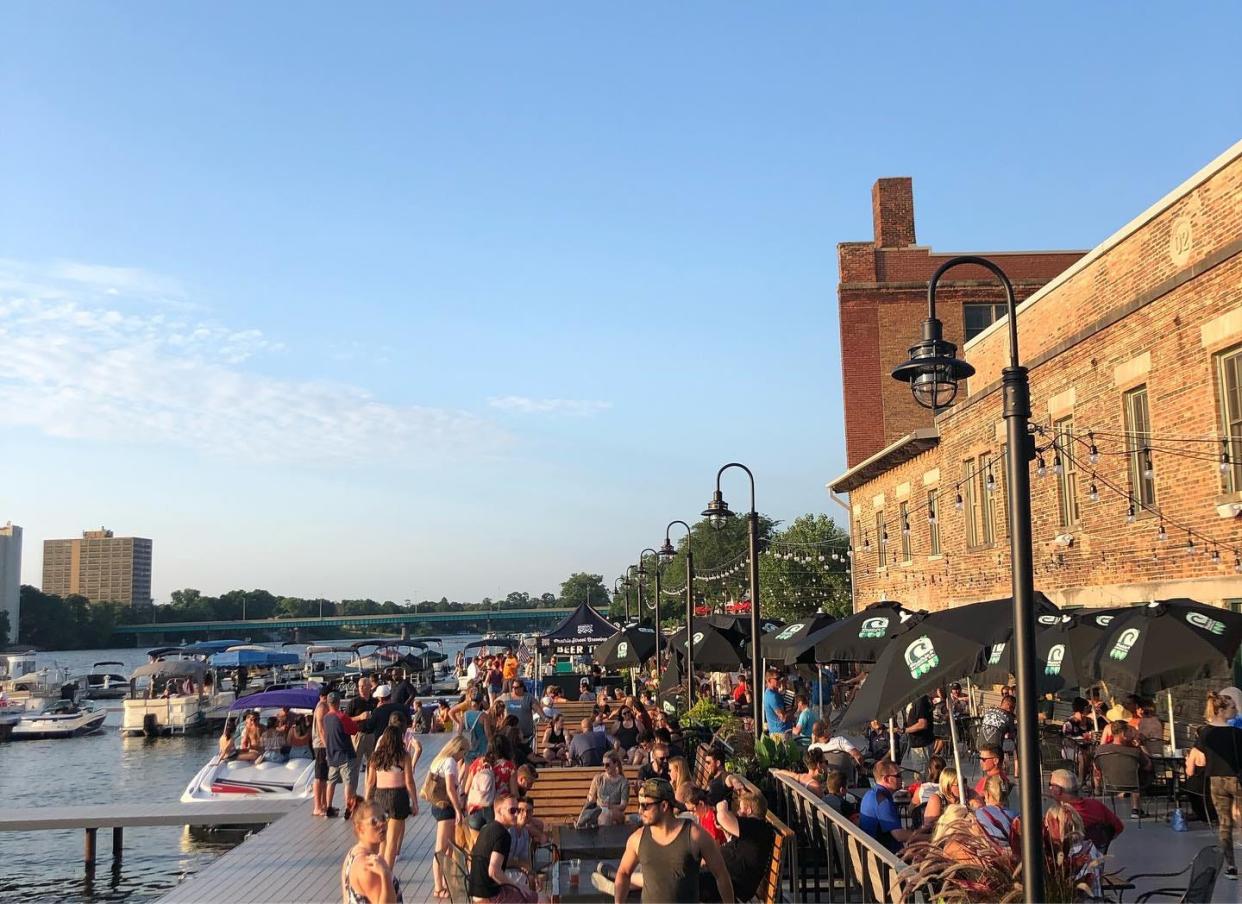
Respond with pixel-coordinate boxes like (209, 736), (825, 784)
(537, 602), (618, 658)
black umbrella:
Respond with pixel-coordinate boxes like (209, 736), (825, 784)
(706, 613), (785, 636)
(593, 623), (660, 668)
(762, 612), (838, 664)
(667, 623), (747, 671)
(1092, 599), (1242, 695)
(982, 607), (1114, 692)
(657, 654), (686, 715)
(813, 600), (921, 663)
(837, 609), (993, 729)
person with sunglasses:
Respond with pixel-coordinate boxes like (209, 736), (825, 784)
(972, 745), (1011, 808)
(610, 778), (734, 903)
(341, 800), (401, 904)
(500, 678), (545, 747)
(467, 788), (537, 903)
(859, 760), (914, 853)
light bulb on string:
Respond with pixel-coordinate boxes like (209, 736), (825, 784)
(1088, 482), (1099, 503)
(1157, 522), (1168, 542)
(1126, 502), (1136, 524)
(954, 490), (964, 511)
(1088, 433), (1099, 465)
(1037, 455), (1047, 478)
(1211, 547), (1221, 565)
(1052, 454), (1064, 477)
(1221, 442), (1231, 473)
(1143, 448), (1154, 480)
(985, 470), (996, 494)
(1185, 532), (1195, 554)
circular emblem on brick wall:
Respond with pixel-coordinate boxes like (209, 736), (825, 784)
(1169, 215), (1193, 266)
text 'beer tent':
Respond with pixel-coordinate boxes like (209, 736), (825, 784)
(537, 602), (618, 659)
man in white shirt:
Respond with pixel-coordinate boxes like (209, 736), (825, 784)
(466, 657), (479, 682)
(808, 719), (864, 765)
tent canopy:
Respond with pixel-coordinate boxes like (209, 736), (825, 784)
(537, 602), (617, 657)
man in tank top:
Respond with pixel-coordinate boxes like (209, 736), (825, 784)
(611, 778), (734, 903)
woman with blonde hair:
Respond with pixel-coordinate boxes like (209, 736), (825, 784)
(667, 755), (690, 793)
(425, 735), (469, 899)
(1186, 690), (1242, 879)
(1044, 802), (1103, 897)
(930, 803), (983, 861)
(920, 766), (960, 826)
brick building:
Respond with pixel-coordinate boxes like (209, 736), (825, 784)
(839, 178), (1085, 467)
(830, 141), (1242, 616)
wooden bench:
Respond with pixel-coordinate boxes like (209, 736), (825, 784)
(523, 765), (641, 827)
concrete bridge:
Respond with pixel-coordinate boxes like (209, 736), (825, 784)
(112, 607), (575, 642)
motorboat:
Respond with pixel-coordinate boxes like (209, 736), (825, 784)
(85, 661), (130, 700)
(181, 688), (319, 803)
(0, 709), (19, 741)
(0, 654), (87, 710)
(10, 698), (107, 739)
(292, 643), (356, 683)
(121, 658), (234, 737)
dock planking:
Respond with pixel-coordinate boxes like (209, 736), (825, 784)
(160, 734), (450, 904)
(0, 800), (297, 833)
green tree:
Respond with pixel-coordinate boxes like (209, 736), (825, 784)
(758, 513), (852, 620)
(559, 572), (608, 609)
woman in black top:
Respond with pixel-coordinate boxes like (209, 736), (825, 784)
(612, 708), (640, 754)
(1186, 691), (1242, 878)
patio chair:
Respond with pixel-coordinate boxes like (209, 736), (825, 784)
(1110, 844), (1224, 903)
(1095, 747), (1149, 826)
(436, 839), (471, 904)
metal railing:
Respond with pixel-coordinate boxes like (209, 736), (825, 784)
(769, 773), (912, 903)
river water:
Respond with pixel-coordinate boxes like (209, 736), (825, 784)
(0, 636), (485, 903)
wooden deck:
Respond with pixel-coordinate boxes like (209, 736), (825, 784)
(160, 734), (451, 903)
(0, 800), (297, 832)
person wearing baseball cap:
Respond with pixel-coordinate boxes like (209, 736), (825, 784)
(1047, 768), (1124, 851)
(608, 777), (734, 902)
(360, 683), (406, 773)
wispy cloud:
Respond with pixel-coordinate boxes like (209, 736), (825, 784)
(488, 396), (612, 416)
(0, 259), (506, 464)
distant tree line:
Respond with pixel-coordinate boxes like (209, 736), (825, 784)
(9, 572), (611, 650)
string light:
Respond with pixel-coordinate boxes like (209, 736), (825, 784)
(1037, 455), (1047, 478)
(1052, 453), (1064, 477)
(985, 469), (996, 494)
(1142, 447), (1154, 480)
(954, 491), (964, 511)
(1088, 482), (1099, 503)
(1088, 432), (1099, 465)
(1126, 502), (1136, 524)
(1157, 522), (1168, 542)
(1221, 442), (1231, 473)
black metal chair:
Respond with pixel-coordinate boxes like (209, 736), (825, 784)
(1109, 844), (1224, 903)
(1094, 747), (1149, 826)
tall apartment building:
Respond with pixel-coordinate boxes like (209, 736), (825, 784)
(0, 523), (20, 643)
(43, 528), (153, 606)
(838, 178), (1085, 467)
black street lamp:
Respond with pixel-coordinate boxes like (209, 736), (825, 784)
(891, 255), (1043, 903)
(638, 549), (662, 669)
(614, 576), (630, 623)
(703, 463), (763, 740)
(660, 520), (695, 703)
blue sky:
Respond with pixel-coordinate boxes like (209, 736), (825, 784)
(2, 3), (1239, 603)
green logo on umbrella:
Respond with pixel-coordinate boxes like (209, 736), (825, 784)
(617, 642), (628, 659)
(859, 617), (889, 639)
(1185, 612), (1225, 635)
(1045, 643), (1065, 676)
(904, 635), (940, 679)
(775, 623), (804, 641)
(988, 643), (1006, 665)
(1109, 628), (1141, 660)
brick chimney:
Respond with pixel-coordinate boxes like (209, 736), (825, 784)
(871, 178), (916, 248)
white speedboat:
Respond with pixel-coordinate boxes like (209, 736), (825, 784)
(10, 699), (107, 739)
(86, 661), (130, 700)
(181, 687), (319, 803)
(0, 709), (19, 741)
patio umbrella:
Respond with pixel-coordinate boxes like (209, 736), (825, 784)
(762, 612), (838, 664)
(657, 653), (686, 715)
(812, 600), (921, 663)
(667, 622), (747, 671)
(706, 613), (786, 636)
(594, 623), (660, 668)
(836, 610), (996, 729)
(1091, 599), (1242, 695)
(982, 607), (1115, 692)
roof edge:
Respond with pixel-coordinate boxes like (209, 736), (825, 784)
(828, 427), (940, 494)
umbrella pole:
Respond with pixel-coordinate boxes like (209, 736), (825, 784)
(965, 676), (976, 717)
(888, 717), (897, 763)
(819, 668), (825, 721)
(1166, 689), (1176, 752)
(946, 685), (965, 790)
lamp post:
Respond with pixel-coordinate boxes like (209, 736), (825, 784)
(703, 463), (762, 740)
(660, 520), (695, 703)
(614, 577), (630, 623)
(638, 549), (662, 670)
(891, 255), (1043, 903)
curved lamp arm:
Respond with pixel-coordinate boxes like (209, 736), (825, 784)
(714, 462), (757, 513)
(927, 255), (1019, 371)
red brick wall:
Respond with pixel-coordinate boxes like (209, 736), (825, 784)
(838, 178), (1084, 466)
(846, 150), (1242, 611)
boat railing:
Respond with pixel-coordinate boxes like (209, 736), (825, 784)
(769, 772), (915, 904)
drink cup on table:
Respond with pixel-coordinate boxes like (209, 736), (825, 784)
(567, 858), (580, 889)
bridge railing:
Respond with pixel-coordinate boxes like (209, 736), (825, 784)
(768, 773), (914, 903)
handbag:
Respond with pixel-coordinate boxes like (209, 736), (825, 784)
(420, 766), (450, 805)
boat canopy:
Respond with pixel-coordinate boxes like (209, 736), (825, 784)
(130, 660), (208, 680)
(146, 646), (183, 659)
(181, 639), (246, 655)
(92, 661), (126, 668)
(463, 637), (519, 651)
(229, 687), (320, 712)
(210, 649), (301, 668)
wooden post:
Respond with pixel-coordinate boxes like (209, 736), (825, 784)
(113, 826), (124, 863)
(84, 827), (97, 868)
